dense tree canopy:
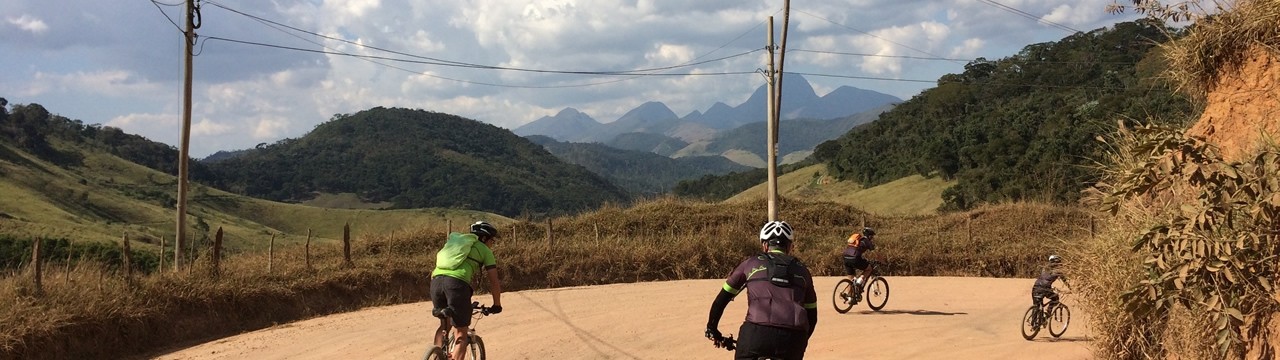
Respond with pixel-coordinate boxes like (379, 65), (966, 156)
(206, 107), (630, 216)
(813, 19), (1197, 210)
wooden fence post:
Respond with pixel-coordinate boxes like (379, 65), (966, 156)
(159, 236), (165, 272)
(545, 218), (553, 246)
(212, 227), (223, 276)
(122, 234), (132, 282)
(966, 216), (973, 243)
(305, 229), (312, 269)
(446, 220), (452, 234)
(1089, 215), (1096, 239)
(268, 233), (275, 274)
(32, 238), (43, 295)
(343, 222), (352, 268)
(594, 223), (600, 243)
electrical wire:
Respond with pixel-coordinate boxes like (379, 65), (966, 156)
(976, 0), (1081, 34)
(150, 0), (184, 33)
(790, 49), (1138, 65)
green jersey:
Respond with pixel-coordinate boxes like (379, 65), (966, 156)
(432, 232), (497, 282)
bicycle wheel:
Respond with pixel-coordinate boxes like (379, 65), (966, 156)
(422, 345), (447, 360)
(832, 279), (855, 314)
(1048, 303), (1071, 338)
(467, 334), (487, 360)
(1020, 306), (1041, 340)
(865, 277), (889, 311)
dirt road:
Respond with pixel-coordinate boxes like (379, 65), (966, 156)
(155, 277), (1092, 359)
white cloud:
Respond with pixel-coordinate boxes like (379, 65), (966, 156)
(193, 118), (234, 137)
(253, 116), (292, 140)
(106, 113), (174, 129)
(7, 14), (48, 34)
(25, 71), (163, 98)
(951, 38), (985, 58)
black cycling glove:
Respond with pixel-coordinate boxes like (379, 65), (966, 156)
(705, 327), (722, 340)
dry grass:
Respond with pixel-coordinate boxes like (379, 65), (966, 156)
(0, 196), (1093, 359)
(1164, 0), (1280, 96)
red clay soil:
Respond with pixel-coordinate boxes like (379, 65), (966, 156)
(1185, 46), (1280, 162)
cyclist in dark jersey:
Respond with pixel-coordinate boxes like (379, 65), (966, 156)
(1031, 254), (1068, 306)
(431, 221), (503, 360)
(706, 220), (819, 360)
(842, 227), (876, 290)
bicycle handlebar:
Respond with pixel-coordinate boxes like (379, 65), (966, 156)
(710, 334), (737, 351)
(471, 301), (494, 316)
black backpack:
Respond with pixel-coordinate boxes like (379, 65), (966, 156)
(762, 253), (800, 288)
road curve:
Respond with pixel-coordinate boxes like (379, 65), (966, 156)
(154, 276), (1093, 359)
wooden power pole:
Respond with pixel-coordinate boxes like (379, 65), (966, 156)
(175, 0), (198, 272)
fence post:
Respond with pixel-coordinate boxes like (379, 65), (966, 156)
(305, 229), (312, 269)
(343, 222), (352, 268)
(212, 227), (223, 276)
(446, 219), (452, 234)
(268, 233), (275, 274)
(594, 223), (600, 243)
(159, 236), (165, 272)
(1089, 215), (1096, 239)
(546, 218), (553, 246)
(966, 216), (973, 243)
(32, 238), (43, 295)
(122, 234), (133, 283)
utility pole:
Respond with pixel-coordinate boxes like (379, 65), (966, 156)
(176, 0), (199, 272)
(765, 17), (778, 222)
(766, 0), (792, 222)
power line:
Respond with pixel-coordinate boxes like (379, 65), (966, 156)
(149, 0), (184, 33)
(199, 36), (756, 89)
(793, 9), (964, 66)
(790, 48), (1138, 65)
(203, 0), (761, 76)
(976, 0), (1081, 34)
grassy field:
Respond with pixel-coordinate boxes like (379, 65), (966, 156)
(725, 163), (951, 216)
(0, 142), (509, 254)
(0, 196), (1095, 359)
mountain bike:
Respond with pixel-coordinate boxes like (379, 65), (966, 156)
(1020, 288), (1070, 340)
(832, 261), (889, 313)
(424, 302), (494, 360)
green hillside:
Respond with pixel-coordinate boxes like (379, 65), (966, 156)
(526, 135), (750, 195)
(206, 107), (630, 216)
(0, 102), (510, 252)
(724, 163), (950, 216)
(814, 19), (1198, 210)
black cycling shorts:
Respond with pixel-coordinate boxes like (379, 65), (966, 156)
(735, 322), (809, 360)
(430, 275), (474, 327)
(842, 256), (870, 275)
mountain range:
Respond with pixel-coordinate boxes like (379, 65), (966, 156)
(513, 74), (901, 145)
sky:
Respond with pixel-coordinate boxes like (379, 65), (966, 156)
(1, 0), (1143, 158)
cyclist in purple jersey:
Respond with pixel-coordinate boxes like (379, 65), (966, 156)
(1031, 254), (1068, 306)
(706, 220), (819, 360)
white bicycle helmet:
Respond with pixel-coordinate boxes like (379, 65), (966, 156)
(1048, 254), (1062, 263)
(759, 221), (794, 242)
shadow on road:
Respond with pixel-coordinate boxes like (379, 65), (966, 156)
(1030, 335), (1091, 343)
(845, 309), (967, 316)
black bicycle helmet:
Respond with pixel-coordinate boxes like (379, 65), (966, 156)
(861, 227), (876, 237)
(470, 221), (499, 239)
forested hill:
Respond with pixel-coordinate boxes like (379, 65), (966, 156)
(813, 19), (1198, 210)
(206, 107), (630, 216)
(526, 135), (750, 196)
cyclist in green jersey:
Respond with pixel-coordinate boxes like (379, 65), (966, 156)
(431, 221), (503, 360)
